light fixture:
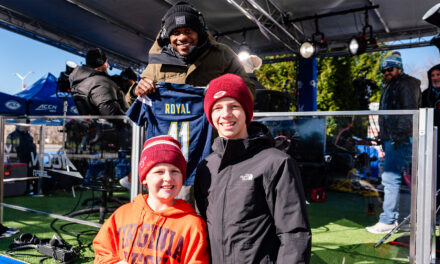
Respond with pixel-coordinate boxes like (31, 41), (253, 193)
(238, 44), (251, 61)
(423, 3), (440, 27)
(348, 10), (377, 55)
(237, 30), (252, 61)
(299, 41), (316, 59)
(348, 36), (367, 55)
(299, 18), (327, 59)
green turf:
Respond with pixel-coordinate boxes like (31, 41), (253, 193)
(309, 191), (409, 263)
(1, 189), (127, 264)
(0, 189), (409, 263)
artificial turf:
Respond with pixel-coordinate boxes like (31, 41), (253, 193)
(0, 189), (409, 263)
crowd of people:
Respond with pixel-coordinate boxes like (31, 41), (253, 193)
(15, 1), (433, 263)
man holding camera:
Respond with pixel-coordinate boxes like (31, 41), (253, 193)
(70, 48), (125, 115)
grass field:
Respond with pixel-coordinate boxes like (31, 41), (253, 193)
(0, 189), (409, 263)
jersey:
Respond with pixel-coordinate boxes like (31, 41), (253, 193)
(126, 82), (212, 185)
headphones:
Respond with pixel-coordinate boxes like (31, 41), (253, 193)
(157, 3), (206, 47)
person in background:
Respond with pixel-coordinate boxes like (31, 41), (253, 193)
(6, 120), (37, 195)
(93, 135), (208, 263)
(421, 63), (440, 221)
(70, 48), (126, 115)
(366, 52), (421, 234)
(195, 73), (311, 263)
(111, 68), (138, 112)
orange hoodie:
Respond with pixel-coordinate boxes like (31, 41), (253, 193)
(93, 194), (209, 263)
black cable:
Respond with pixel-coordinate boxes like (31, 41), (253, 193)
(59, 222), (97, 253)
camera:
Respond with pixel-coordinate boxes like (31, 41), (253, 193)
(56, 61), (77, 95)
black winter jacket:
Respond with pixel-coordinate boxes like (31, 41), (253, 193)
(422, 64), (440, 109)
(195, 122), (311, 264)
(69, 66), (125, 115)
(379, 72), (421, 143)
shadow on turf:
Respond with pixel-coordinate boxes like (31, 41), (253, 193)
(308, 191), (383, 229)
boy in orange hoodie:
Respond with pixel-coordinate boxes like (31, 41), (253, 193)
(93, 135), (209, 264)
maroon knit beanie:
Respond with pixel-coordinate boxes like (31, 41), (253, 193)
(138, 136), (187, 185)
(204, 73), (254, 127)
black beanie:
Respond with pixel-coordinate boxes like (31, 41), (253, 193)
(86, 48), (107, 68)
(161, 2), (205, 39)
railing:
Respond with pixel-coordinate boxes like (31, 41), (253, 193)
(0, 109), (436, 263)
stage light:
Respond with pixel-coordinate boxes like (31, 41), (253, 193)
(348, 10), (377, 56)
(238, 45), (251, 61)
(423, 3), (440, 27)
(299, 41), (316, 59)
(299, 18), (327, 59)
(348, 36), (367, 55)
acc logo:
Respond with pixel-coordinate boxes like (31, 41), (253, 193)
(70, 106), (78, 114)
(213, 91), (226, 99)
(36, 104), (57, 112)
(5, 100), (22, 110)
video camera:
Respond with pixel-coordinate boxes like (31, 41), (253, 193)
(56, 61), (77, 97)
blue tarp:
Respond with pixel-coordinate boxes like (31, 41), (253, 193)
(15, 73), (78, 116)
(0, 91), (27, 115)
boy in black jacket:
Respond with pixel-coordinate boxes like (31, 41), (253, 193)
(195, 73), (311, 264)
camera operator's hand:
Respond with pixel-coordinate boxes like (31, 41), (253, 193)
(135, 78), (156, 96)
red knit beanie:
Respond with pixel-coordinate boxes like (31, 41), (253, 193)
(204, 73), (254, 127)
(138, 135), (187, 185)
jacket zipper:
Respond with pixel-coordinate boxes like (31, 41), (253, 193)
(221, 165), (233, 263)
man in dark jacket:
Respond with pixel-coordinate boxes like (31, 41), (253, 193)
(195, 73), (311, 263)
(421, 63), (440, 213)
(69, 48), (126, 115)
(6, 120), (37, 194)
(422, 64), (440, 109)
(366, 52), (421, 234)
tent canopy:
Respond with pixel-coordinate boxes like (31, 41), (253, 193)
(15, 73), (78, 116)
(0, 0), (438, 69)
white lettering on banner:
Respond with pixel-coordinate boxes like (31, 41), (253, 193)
(30, 152), (78, 171)
(35, 104), (58, 112)
(33, 170), (49, 178)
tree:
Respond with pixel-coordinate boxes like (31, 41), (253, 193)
(317, 51), (388, 111)
(254, 51), (389, 112)
(254, 54), (298, 111)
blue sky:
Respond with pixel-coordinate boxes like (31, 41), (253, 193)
(0, 27), (439, 95)
(0, 28), (121, 95)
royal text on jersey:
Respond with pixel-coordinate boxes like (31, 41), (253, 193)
(164, 103), (191, 115)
